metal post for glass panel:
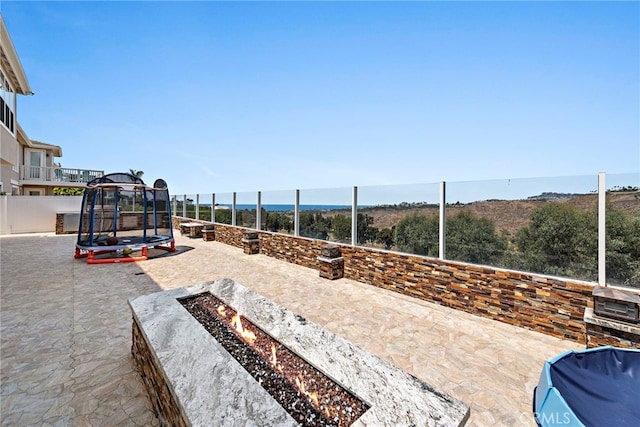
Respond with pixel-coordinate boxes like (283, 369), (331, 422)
(439, 181), (446, 260)
(195, 194), (200, 220)
(232, 192), (237, 226)
(352, 186), (358, 246)
(598, 172), (606, 287)
(172, 196), (177, 218)
(182, 194), (187, 218)
(211, 193), (215, 224)
(294, 189), (300, 237)
(256, 191), (262, 230)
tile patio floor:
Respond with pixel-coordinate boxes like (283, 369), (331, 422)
(1, 232), (582, 426)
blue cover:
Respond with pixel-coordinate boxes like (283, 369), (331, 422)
(535, 346), (640, 427)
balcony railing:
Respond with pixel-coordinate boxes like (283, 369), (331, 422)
(20, 166), (104, 184)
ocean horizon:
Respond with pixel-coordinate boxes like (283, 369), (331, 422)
(211, 204), (351, 212)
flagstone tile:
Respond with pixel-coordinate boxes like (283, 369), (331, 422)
(1, 233), (584, 426)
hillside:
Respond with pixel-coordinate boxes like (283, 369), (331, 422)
(349, 191), (639, 237)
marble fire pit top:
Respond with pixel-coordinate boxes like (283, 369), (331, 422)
(129, 278), (470, 426)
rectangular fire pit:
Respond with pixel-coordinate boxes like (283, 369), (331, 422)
(129, 279), (470, 426)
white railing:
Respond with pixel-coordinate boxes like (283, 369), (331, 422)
(20, 166), (104, 183)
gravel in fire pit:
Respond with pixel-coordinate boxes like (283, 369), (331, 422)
(179, 293), (369, 427)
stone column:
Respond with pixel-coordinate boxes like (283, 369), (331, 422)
(202, 225), (215, 242)
(242, 231), (260, 255)
(317, 244), (344, 280)
(55, 213), (64, 235)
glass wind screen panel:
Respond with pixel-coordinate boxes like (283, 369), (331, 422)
(446, 175), (598, 282)
(260, 190), (295, 235)
(184, 194), (197, 219)
(214, 193), (233, 224)
(299, 187), (352, 243)
(357, 182), (440, 252)
(235, 191), (257, 229)
(605, 172), (640, 289)
(198, 194), (213, 222)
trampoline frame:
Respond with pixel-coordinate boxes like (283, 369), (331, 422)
(74, 173), (176, 264)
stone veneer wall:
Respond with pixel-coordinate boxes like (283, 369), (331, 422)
(132, 318), (187, 426)
(586, 324), (640, 349)
(260, 232), (326, 268)
(215, 225), (246, 248)
(340, 246), (593, 342)
(55, 213), (65, 234)
(172, 217), (595, 344)
(55, 213), (80, 235)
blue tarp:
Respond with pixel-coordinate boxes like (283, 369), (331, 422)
(535, 346), (640, 427)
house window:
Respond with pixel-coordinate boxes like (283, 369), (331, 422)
(13, 148), (18, 173)
(0, 71), (15, 134)
(25, 149), (45, 180)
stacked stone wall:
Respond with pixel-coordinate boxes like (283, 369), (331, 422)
(214, 225), (245, 248)
(55, 213), (64, 234)
(132, 319), (187, 426)
(341, 246), (593, 342)
(586, 324), (640, 349)
(260, 232), (325, 269)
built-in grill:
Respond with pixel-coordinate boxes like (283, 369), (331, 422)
(592, 286), (640, 324)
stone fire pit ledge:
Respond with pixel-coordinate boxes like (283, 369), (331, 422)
(129, 278), (470, 426)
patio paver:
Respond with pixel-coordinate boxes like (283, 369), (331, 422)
(1, 232), (582, 426)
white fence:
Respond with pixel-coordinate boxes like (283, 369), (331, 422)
(0, 196), (83, 235)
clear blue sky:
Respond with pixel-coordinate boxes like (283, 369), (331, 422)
(2, 1), (639, 196)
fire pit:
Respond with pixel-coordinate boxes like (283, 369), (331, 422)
(129, 279), (470, 426)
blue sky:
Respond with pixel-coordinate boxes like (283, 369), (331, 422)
(2, 1), (639, 197)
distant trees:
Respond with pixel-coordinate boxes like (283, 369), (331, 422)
(357, 214), (378, 245)
(601, 208), (640, 285)
(264, 211), (293, 233)
(394, 214), (439, 257)
(331, 214), (351, 243)
(330, 213), (378, 244)
(214, 208), (232, 225)
(299, 212), (330, 240)
(446, 211), (507, 265)
(394, 211), (507, 264)
(375, 227), (395, 250)
(505, 202), (640, 284)
(514, 203), (594, 278)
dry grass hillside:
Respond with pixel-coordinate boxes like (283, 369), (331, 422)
(345, 191), (640, 237)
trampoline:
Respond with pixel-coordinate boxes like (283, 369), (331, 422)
(75, 172), (175, 264)
(533, 346), (640, 427)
